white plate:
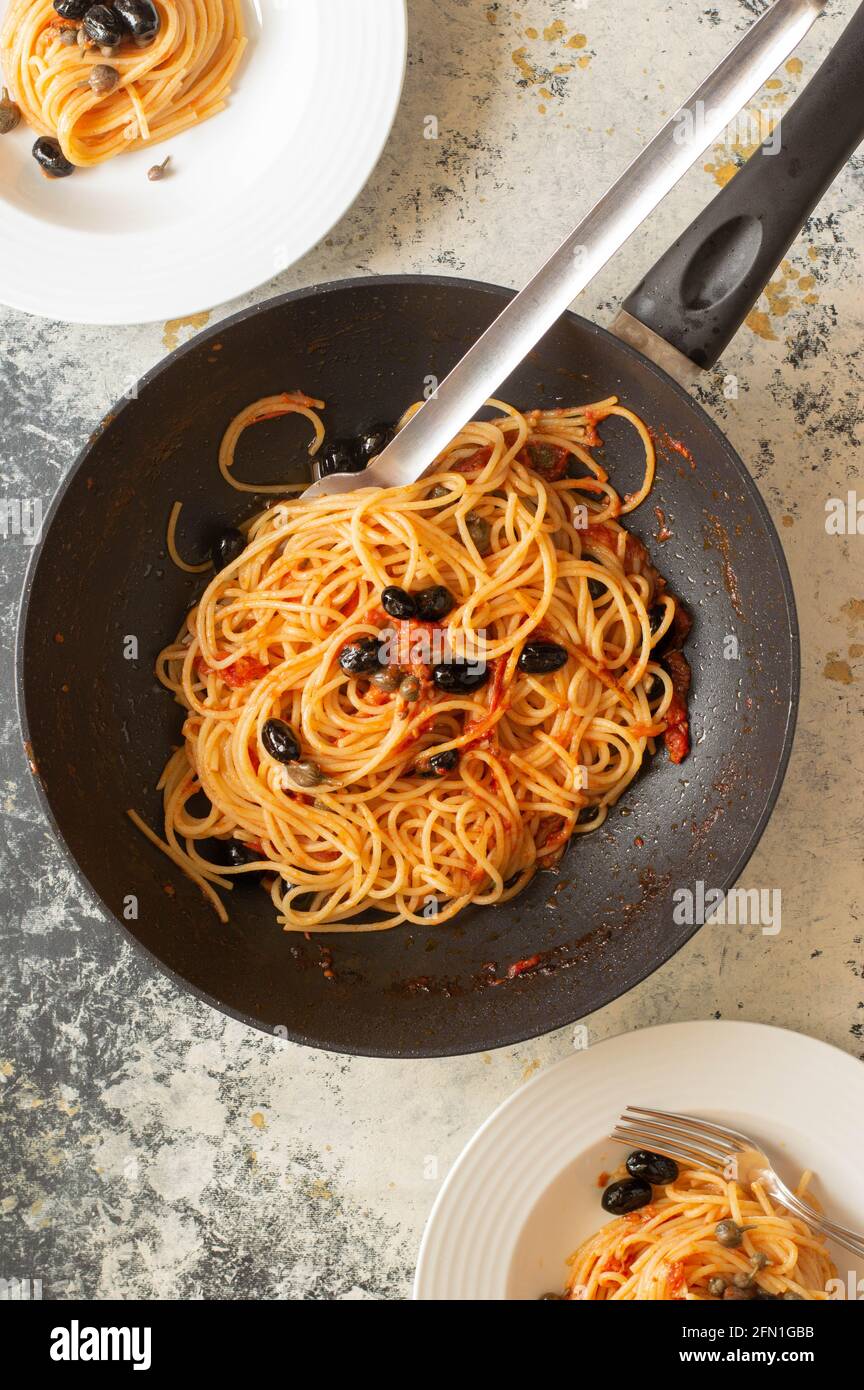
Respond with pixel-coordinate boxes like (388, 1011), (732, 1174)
(0, 0), (406, 323)
(414, 1021), (864, 1300)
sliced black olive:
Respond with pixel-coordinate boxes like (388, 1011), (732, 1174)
(518, 640), (569, 675)
(587, 577), (605, 601)
(338, 636), (382, 675)
(356, 422), (393, 462)
(32, 136), (74, 177)
(316, 439), (362, 477)
(418, 748), (459, 777)
(626, 1150), (679, 1185)
(82, 4), (123, 46)
(211, 526), (246, 570)
(432, 662), (489, 693)
(601, 1177), (653, 1215)
(381, 585), (416, 620)
(114, 0), (160, 40)
(415, 586), (455, 622)
(649, 604), (665, 635)
(53, 0), (90, 17)
(261, 718), (300, 764)
(205, 838), (263, 883)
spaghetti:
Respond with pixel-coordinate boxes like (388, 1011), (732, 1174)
(131, 392), (692, 932)
(565, 1168), (836, 1301)
(0, 0), (245, 167)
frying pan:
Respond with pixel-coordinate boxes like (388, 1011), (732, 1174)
(16, 4), (864, 1057)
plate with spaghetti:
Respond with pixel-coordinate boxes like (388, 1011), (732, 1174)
(413, 1021), (864, 1300)
(0, 0), (406, 321)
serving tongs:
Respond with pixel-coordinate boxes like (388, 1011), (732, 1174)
(302, 0), (825, 501)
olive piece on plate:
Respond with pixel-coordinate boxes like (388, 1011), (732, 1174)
(114, 0), (160, 40)
(587, 577), (605, 601)
(432, 661), (489, 694)
(32, 136), (74, 177)
(338, 636), (382, 675)
(316, 439), (361, 477)
(261, 718), (301, 764)
(419, 749), (458, 777)
(576, 805), (599, 825)
(53, 0), (90, 17)
(356, 422), (393, 463)
(601, 1177), (653, 1215)
(649, 604), (666, 635)
(211, 526), (246, 570)
(381, 585), (416, 620)
(206, 838), (263, 883)
(82, 4), (122, 46)
(625, 1150), (679, 1185)
(0, 88), (20, 135)
(415, 585), (455, 622)
(518, 640), (568, 675)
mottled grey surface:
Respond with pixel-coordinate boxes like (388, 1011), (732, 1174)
(2, 0), (863, 1300)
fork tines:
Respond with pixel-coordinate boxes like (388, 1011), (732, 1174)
(611, 1105), (743, 1174)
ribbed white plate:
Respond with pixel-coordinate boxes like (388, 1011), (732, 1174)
(0, 0), (406, 322)
(414, 1022), (864, 1301)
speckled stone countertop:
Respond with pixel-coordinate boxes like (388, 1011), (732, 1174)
(2, 0), (863, 1300)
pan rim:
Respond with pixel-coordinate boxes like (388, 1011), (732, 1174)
(14, 273), (801, 1058)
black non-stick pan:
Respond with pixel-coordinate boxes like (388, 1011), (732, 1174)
(16, 4), (864, 1056)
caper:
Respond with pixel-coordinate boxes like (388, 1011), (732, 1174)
(88, 63), (119, 94)
(751, 1251), (770, 1271)
(399, 675), (421, 702)
(465, 510), (492, 555)
(715, 1219), (753, 1249)
(59, 26), (79, 44)
(427, 483), (449, 500)
(707, 1276), (726, 1297)
(783, 1291), (803, 1300)
(0, 88), (21, 135)
(372, 668), (401, 692)
(282, 760), (326, 789)
(147, 155), (170, 181)
(733, 1271), (754, 1290)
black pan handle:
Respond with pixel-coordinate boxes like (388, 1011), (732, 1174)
(617, 0), (864, 373)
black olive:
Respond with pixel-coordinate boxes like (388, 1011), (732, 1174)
(356, 422), (393, 462)
(649, 604), (665, 635)
(53, 0), (90, 17)
(381, 585), (416, 620)
(114, 0), (160, 40)
(601, 1177), (653, 1215)
(415, 586), (456, 621)
(518, 640), (569, 675)
(205, 838), (263, 883)
(576, 805), (599, 825)
(261, 718), (300, 764)
(418, 748), (459, 777)
(626, 1150), (679, 1185)
(432, 662), (489, 693)
(32, 136), (74, 177)
(645, 673), (664, 701)
(316, 439), (362, 477)
(211, 526), (246, 570)
(338, 636), (382, 675)
(82, 4), (122, 46)
(587, 577), (605, 601)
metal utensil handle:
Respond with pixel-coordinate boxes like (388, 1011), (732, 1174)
(306, 0), (824, 497)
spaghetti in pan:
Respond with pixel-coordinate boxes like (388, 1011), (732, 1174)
(130, 392), (692, 932)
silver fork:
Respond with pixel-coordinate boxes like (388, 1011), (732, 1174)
(611, 1105), (864, 1259)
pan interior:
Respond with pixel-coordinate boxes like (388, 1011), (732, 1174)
(18, 278), (798, 1056)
